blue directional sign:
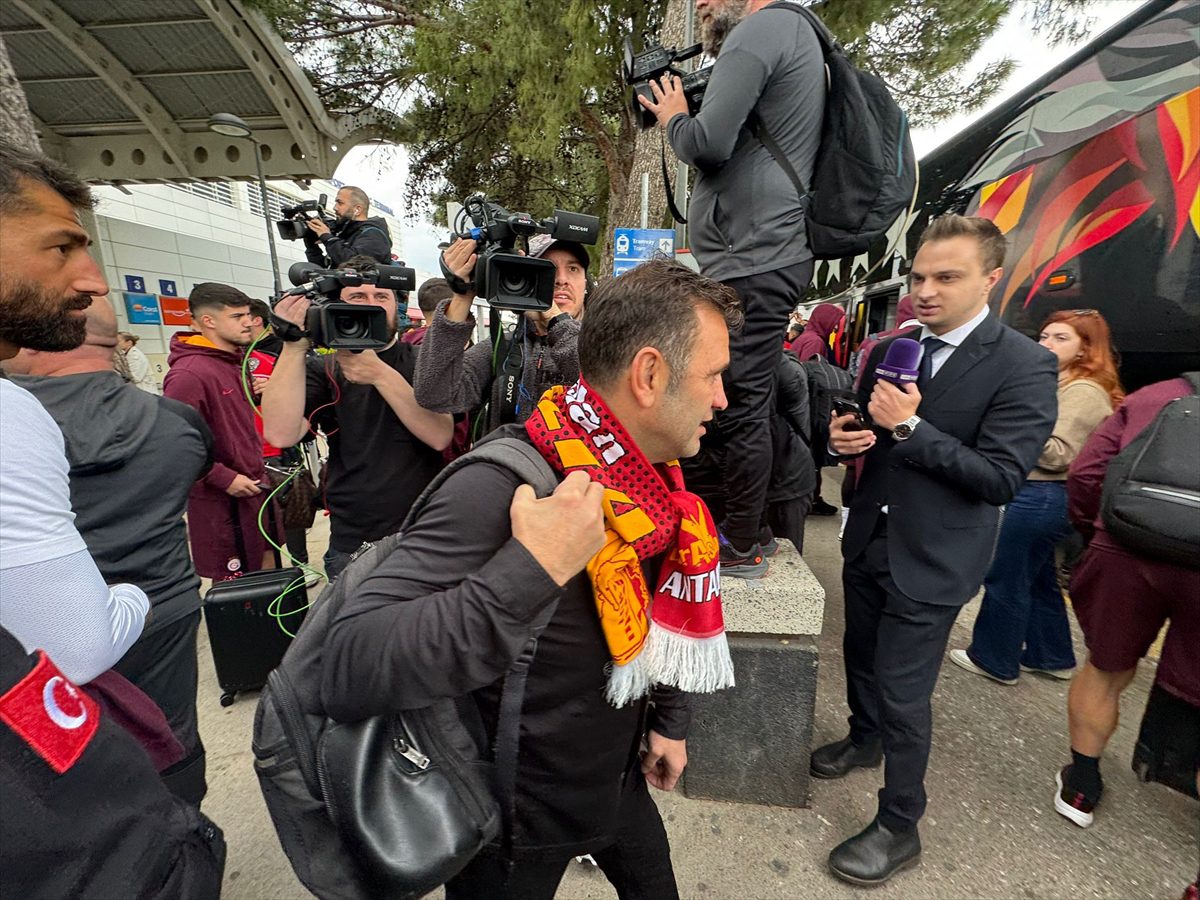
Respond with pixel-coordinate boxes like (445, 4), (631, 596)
(613, 228), (675, 277)
(124, 274), (146, 293)
(159, 279), (178, 296)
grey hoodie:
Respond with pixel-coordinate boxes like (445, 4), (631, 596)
(13, 371), (213, 633)
(668, 3), (825, 281)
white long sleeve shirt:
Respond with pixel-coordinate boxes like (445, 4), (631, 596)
(0, 379), (148, 682)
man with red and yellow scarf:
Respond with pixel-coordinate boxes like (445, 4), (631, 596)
(323, 260), (743, 900)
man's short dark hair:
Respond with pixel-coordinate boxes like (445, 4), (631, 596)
(579, 260), (743, 391)
(417, 277), (453, 315)
(340, 185), (370, 214)
(189, 282), (253, 317)
(247, 298), (272, 325)
(0, 141), (95, 215)
(338, 254), (380, 273)
(918, 214), (1008, 273)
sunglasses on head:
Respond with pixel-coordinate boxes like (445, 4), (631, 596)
(1071, 309), (1099, 316)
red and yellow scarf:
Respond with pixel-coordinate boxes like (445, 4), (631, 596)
(525, 379), (735, 706)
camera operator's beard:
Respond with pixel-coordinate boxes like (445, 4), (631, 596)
(0, 277), (90, 352)
(701, 0), (749, 56)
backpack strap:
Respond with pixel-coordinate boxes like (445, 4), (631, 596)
(409, 437), (561, 853)
(398, 435), (559, 534)
(495, 596), (556, 857)
(748, 2), (834, 203)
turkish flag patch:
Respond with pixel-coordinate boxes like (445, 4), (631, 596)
(0, 652), (99, 773)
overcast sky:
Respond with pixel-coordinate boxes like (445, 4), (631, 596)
(334, 0), (1137, 274)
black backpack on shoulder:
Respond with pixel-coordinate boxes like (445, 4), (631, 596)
(753, 2), (917, 260)
(1100, 372), (1200, 569)
(802, 354), (853, 453)
(252, 437), (559, 900)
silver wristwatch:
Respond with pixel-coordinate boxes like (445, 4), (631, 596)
(892, 415), (921, 441)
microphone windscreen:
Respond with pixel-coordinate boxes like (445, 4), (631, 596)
(875, 337), (922, 386)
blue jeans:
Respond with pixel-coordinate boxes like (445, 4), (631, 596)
(968, 480), (1077, 680)
(322, 546), (355, 582)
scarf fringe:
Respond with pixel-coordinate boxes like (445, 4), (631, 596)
(605, 625), (736, 706)
(605, 657), (650, 708)
(643, 623), (736, 695)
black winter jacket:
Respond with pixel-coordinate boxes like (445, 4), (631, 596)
(304, 215), (393, 267)
(0, 626), (225, 898)
(770, 352), (816, 502)
(321, 426), (690, 856)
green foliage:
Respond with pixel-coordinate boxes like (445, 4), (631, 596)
(246, 0), (1098, 225)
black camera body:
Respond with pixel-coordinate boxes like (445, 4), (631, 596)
(623, 37), (712, 131)
(450, 194), (599, 312)
(281, 260), (416, 351)
(276, 194), (337, 241)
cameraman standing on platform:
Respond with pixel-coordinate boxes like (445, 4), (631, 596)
(638, 0), (824, 576)
(303, 185), (393, 267)
(262, 256), (454, 581)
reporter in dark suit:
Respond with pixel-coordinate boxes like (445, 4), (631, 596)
(815, 216), (1058, 885)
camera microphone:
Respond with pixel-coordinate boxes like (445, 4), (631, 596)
(287, 261), (322, 287)
(874, 338), (921, 387)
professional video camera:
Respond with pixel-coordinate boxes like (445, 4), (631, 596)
(448, 194), (599, 312)
(623, 37), (712, 131)
(281, 260), (416, 350)
(276, 194), (336, 241)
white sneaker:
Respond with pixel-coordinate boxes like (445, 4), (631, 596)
(949, 649), (1018, 685)
(1020, 664), (1074, 681)
(1054, 767), (1096, 828)
(574, 854), (598, 867)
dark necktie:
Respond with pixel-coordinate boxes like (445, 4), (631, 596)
(918, 337), (948, 388)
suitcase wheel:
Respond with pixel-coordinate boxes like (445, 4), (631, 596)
(220, 692), (236, 708)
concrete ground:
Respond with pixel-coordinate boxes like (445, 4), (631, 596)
(199, 472), (1197, 899)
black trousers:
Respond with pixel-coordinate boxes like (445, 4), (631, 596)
(113, 610), (207, 806)
(842, 522), (960, 830)
(444, 774), (678, 900)
(685, 259), (813, 550)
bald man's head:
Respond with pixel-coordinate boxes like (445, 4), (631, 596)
(1, 296), (122, 376)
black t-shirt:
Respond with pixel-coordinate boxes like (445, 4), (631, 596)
(305, 342), (444, 552)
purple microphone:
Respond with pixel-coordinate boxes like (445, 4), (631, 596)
(874, 338), (921, 387)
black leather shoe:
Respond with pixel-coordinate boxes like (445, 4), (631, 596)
(828, 818), (922, 886)
(810, 736), (883, 779)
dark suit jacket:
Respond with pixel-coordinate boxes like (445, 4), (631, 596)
(842, 314), (1058, 605)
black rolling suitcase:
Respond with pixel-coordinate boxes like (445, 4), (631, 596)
(203, 498), (307, 706)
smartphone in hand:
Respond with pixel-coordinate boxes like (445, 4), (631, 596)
(832, 396), (866, 432)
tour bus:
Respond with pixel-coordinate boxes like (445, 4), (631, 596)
(817, 0), (1199, 390)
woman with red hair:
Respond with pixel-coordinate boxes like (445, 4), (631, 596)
(951, 309), (1124, 685)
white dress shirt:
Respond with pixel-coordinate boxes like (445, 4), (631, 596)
(918, 304), (990, 379)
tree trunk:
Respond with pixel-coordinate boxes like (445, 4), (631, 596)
(598, 0), (689, 275)
(0, 35), (41, 153)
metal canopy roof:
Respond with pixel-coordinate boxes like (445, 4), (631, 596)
(2, 0), (403, 184)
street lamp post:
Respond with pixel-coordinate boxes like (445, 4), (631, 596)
(206, 113), (283, 296)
